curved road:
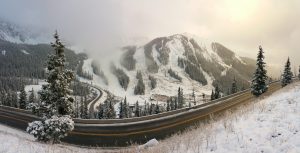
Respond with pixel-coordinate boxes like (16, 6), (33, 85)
(0, 80), (292, 147)
(87, 86), (102, 118)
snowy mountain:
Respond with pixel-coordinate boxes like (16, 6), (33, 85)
(0, 19), (48, 44)
(82, 33), (256, 103)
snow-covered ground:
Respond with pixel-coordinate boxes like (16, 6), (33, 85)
(143, 82), (300, 153)
(0, 124), (135, 153)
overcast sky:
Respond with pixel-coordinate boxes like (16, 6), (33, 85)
(1, 0), (299, 76)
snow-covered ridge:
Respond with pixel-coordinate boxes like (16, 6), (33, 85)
(0, 20), (49, 44)
(82, 33), (254, 104)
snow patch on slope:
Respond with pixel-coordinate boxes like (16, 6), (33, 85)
(149, 82), (300, 153)
(20, 49), (29, 55)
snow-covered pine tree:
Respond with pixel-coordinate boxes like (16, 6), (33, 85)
(177, 87), (185, 108)
(192, 89), (196, 105)
(174, 98), (178, 110)
(166, 100), (170, 111)
(27, 32), (75, 143)
(149, 103), (153, 115)
(80, 96), (88, 119)
(27, 88), (38, 111)
(28, 88), (35, 105)
(143, 101), (148, 116)
(107, 100), (116, 119)
(37, 32), (74, 118)
(170, 97), (175, 110)
(19, 85), (27, 109)
(281, 57), (293, 87)
(231, 77), (237, 94)
(12, 91), (18, 108)
(98, 103), (104, 119)
(135, 101), (140, 117)
(214, 85), (221, 99)
(211, 90), (215, 101)
(251, 46), (268, 96)
(119, 101), (124, 119)
(155, 103), (160, 114)
(123, 97), (128, 118)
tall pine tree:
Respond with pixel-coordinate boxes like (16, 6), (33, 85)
(214, 85), (221, 99)
(177, 87), (185, 108)
(19, 85), (27, 109)
(251, 46), (268, 96)
(27, 32), (74, 143)
(38, 32), (74, 118)
(135, 101), (140, 117)
(231, 77), (237, 94)
(210, 90), (215, 101)
(281, 58), (293, 87)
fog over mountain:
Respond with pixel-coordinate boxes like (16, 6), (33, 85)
(1, 0), (300, 77)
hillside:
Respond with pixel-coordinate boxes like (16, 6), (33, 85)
(142, 82), (300, 153)
(0, 39), (87, 91)
(83, 34), (256, 103)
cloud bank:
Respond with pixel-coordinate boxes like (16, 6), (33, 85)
(1, 0), (300, 76)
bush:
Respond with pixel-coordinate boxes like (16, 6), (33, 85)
(27, 115), (74, 144)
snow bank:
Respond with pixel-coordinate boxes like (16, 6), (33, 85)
(0, 124), (134, 153)
(146, 82), (300, 153)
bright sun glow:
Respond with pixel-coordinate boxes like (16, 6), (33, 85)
(224, 0), (259, 21)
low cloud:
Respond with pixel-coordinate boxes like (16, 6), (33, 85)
(1, 0), (300, 76)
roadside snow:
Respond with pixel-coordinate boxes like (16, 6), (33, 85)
(145, 82), (300, 153)
(0, 124), (133, 153)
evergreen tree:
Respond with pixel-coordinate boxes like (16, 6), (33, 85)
(119, 101), (124, 119)
(80, 96), (88, 119)
(155, 103), (160, 114)
(107, 100), (116, 119)
(19, 85), (27, 109)
(123, 97), (128, 118)
(170, 97), (175, 110)
(27, 32), (75, 143)
(211, 90), (215, 101)
(251, 46), (268, 96)
(166, 100), (170, 111)
(214, 85), (221, 100)
(143, 101), (149, 116)
(27, 88), (37, 110)
(123, 97), (130, 118)
(28, 88), (35, 105)
(98, 103), (104, 119)
(5, 91), (11, 106)
(174, 98), (178, 110)
(177, 87), (185, 108)
(11, 91), (18, 108)
(37, 32), (75, 118)
(192, 89), (196, 105)
(231, 77), (237, 94)
(135, 101), (140, 117)
(281, 58), (293, 87)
